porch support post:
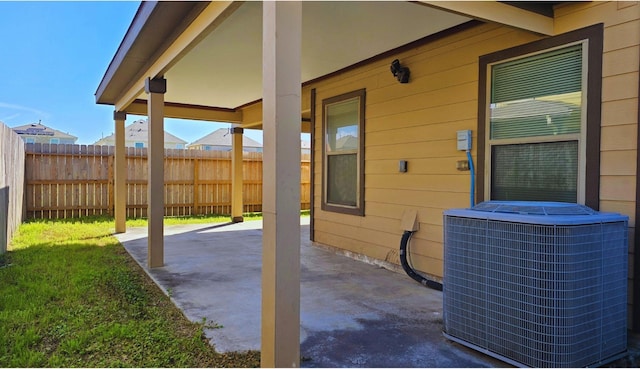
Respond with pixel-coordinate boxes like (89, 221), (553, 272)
(261, 1), (301, 368)
(145, 77), (166, 268)
(231, 127), (244, 223)
(114, 111), (127, 233)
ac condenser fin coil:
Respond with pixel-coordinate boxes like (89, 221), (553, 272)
(443, 201), (628, 368)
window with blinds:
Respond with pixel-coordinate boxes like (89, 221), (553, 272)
(488, 43), (584, 203)
(322, 89), (365, 215)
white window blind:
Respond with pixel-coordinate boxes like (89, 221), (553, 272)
(489, 44), (584, 203)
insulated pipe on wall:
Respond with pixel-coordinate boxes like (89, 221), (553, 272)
(399, 230), (443, 291)
(466, 150), (475, 208)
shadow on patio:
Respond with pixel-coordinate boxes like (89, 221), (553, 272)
(115, 218), (505, 368)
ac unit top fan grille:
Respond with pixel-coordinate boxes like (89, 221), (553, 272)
(445, 201), (624, 225)
(471, 201), (597, 215)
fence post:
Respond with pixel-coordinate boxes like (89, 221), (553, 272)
(114, 111), (127, 232)
(193, 157), (199, 215)
(22, 144), (311, 220)
(231, 127), (244, 223)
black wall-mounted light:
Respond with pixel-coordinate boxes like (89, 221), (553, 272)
(390, 59), (410, 84)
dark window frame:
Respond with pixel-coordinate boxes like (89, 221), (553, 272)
(477, 24), (603, 209)
(321, 88), (366, 216)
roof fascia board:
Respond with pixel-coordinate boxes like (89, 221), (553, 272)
(419, 1), (555, 36)
(114, 1), (241, 112)
(127, 99), (243, 123)
(95, 1), (158, 103)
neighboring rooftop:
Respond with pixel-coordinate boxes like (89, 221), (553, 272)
(188, 128), (262, 150)
(12, 121), (78, 143)
(94, 119), (187, 148)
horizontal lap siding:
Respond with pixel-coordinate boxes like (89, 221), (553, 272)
(556, 1), (640, 327)
(311, 2), (640, 312)
(312, 22), (545, 279)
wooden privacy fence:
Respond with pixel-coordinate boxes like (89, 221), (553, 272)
(25, 143), (311, 219)
(1, 123), (26, 253)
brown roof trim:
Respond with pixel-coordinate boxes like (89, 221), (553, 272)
(163, 101), (237, 114)
(235, 98), (263, 111)
(309, 88), (316, 241)
(95, 2), (208, 105)
(501, 1), (558, 18)
(95, 2), (157, 103)
(129, 99), (238, 113)
(126, 99), (242, 123)
(634, 41), (640, 332)
(302, 19), (484, 88)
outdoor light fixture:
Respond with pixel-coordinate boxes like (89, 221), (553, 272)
(390, 59), (410, 83)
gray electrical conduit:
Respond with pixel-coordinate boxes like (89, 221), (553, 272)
(400, 230), (443, 291)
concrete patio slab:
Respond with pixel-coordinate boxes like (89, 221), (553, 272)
(116, 218), (506, 367)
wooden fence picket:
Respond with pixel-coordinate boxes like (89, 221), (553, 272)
(24, 144), (310, 219)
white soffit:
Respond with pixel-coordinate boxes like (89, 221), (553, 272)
(156, 1), (470, 109)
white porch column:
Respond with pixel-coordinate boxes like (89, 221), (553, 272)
(114, 111), (127, 233)
(261, 1), (302, 368)
(145, 77), (166, 268)
(231, 127), (244, 223)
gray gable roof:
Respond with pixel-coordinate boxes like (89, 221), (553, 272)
(189, 128), (262, 148)
(99, 119), (187, 144)
(12, 122), (77, 139)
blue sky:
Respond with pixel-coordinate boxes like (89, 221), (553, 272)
(0, 1), (263, 145)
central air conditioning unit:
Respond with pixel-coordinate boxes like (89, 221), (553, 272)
(443, 201), (628, 368)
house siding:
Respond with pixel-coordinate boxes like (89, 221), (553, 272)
(312, 21), (542, 281)
(310, 2), (640, 325)
(554, 1), (640, 326)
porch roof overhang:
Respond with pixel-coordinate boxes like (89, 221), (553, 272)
(95, 1), (558, 129)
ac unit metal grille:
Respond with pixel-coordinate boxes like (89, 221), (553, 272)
(443, 206), (628, 368)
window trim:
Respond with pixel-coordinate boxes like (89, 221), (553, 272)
(321, 88), (365, 216)
(477, 24), (603, 209)
(487, 41), (587, 204)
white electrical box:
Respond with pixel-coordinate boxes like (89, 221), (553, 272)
(457, 130), (472, 151)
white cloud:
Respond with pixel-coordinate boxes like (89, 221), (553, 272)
(0, 113), (20, 122)
(0, 102), (51, 121)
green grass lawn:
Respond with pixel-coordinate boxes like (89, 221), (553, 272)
(0, 215), (262, 367)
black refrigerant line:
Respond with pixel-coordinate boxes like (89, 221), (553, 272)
(399, 230), (443, 291)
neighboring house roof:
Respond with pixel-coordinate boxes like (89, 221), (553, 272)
(188, 128), (262, 148)
(12, 122), (77, 140)
(491, 99), (577, 120)
(95, 119), (187, 145)
(335, 135), (358, 150)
